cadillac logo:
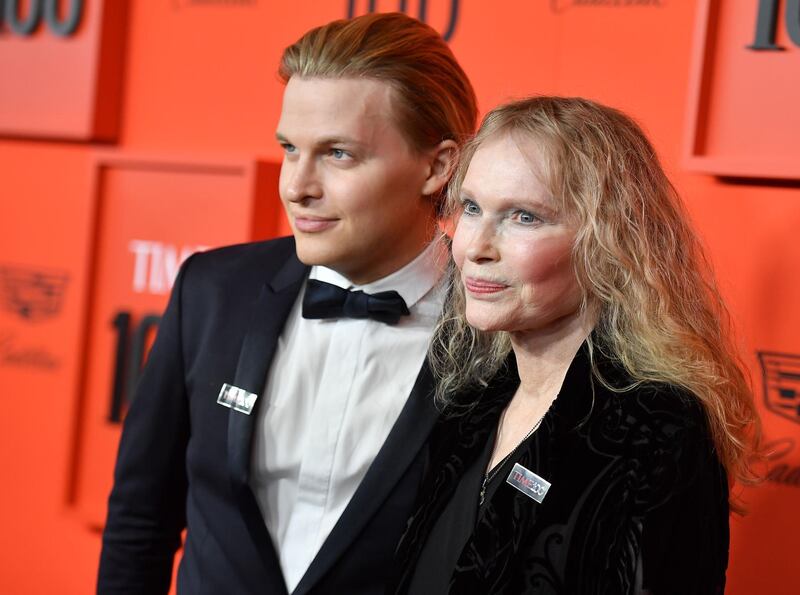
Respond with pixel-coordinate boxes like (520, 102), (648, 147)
(0, 265), (69, 322)
(758, 351), (800, 424)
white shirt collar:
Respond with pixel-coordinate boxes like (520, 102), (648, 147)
(309, 240), (447, 309)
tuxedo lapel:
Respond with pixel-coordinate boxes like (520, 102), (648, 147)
(293, 362), (440, 595)
(224, 252), (307, 594)
(227, 253), (308, 491)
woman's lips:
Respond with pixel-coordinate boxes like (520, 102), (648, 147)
(464, 277), (508, 295)
(293, 216), (339, 233)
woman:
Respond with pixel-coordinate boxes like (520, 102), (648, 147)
(392, 97), (760, 594)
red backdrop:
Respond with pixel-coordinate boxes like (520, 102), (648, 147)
(1, 1), (798, 593)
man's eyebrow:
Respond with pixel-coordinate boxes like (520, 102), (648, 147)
(317, 136), (364, 147)
(274, 133), (364, 147)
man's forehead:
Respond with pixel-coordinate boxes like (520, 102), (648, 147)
(277, 76), (398, 139)
(283, 75), (395, 99)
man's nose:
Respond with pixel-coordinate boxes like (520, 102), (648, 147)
(283, 157), (322, 204)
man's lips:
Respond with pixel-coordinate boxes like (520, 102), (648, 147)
(464, 277), (508, 295)
(293, 216), (339, 233)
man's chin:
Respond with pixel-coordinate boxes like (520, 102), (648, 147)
(294, 243), (342, 270)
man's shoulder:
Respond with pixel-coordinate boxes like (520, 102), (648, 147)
(183, 236), (300, 283)
(193, 236), (297, 269)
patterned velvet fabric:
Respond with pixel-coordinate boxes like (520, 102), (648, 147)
(393, 343), (729, 594)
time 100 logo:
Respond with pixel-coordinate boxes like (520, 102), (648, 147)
(750, 0), (800, 49)
(0, 0), (84, 37)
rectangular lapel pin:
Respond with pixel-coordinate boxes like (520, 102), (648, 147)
(217, 383), (258, 415)
(506, 462), (551, 504)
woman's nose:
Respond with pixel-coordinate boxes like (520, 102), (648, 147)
(464, 223), (499, 263)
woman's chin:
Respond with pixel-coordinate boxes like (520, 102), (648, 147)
(464, 313), (510, 333)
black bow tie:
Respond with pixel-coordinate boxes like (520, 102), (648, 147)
(302, 279), (410, 325)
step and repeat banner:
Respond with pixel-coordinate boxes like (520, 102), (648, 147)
(1, 1), (799, 593)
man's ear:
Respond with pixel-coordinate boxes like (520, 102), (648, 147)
(421, 139), (459, 196)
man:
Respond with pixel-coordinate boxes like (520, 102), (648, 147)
(97, 12), (477, 595)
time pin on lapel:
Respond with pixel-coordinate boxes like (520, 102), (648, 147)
(506, 462), (551, 504)
(217, 383), (258, 415)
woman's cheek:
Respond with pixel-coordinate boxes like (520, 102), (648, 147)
(512, 235), (570, 283)
(451, 220), (470, 270)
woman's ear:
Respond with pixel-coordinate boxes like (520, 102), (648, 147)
(421, 139), (459, 196)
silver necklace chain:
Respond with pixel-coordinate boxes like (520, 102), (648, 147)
(479, 402), (553, 506)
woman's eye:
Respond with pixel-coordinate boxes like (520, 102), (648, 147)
(514, 210), (540, 225)
(462, 200), (480, 216)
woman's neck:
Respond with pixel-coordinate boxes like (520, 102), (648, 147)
(509, 310), (594, 405)
(485, 311), (594, 473)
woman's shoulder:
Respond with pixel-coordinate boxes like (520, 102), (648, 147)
(594, 382), (722, 489)
(610, 382), (707, 430)
(614, 378), (706, 425)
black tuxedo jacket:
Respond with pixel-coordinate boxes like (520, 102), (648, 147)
(393, 344), (730, 595)
(98, 237), (440, 595)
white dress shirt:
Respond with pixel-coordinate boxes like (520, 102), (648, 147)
(249, 241), (446, 592)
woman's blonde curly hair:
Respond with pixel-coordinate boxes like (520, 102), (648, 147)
(430, 96), (761, 498)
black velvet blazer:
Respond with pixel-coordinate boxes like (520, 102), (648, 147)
(393, 343), (729, 595)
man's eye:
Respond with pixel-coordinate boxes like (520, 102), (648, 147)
(280, 143), (297, 154)
(331, 148), (349, 159)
